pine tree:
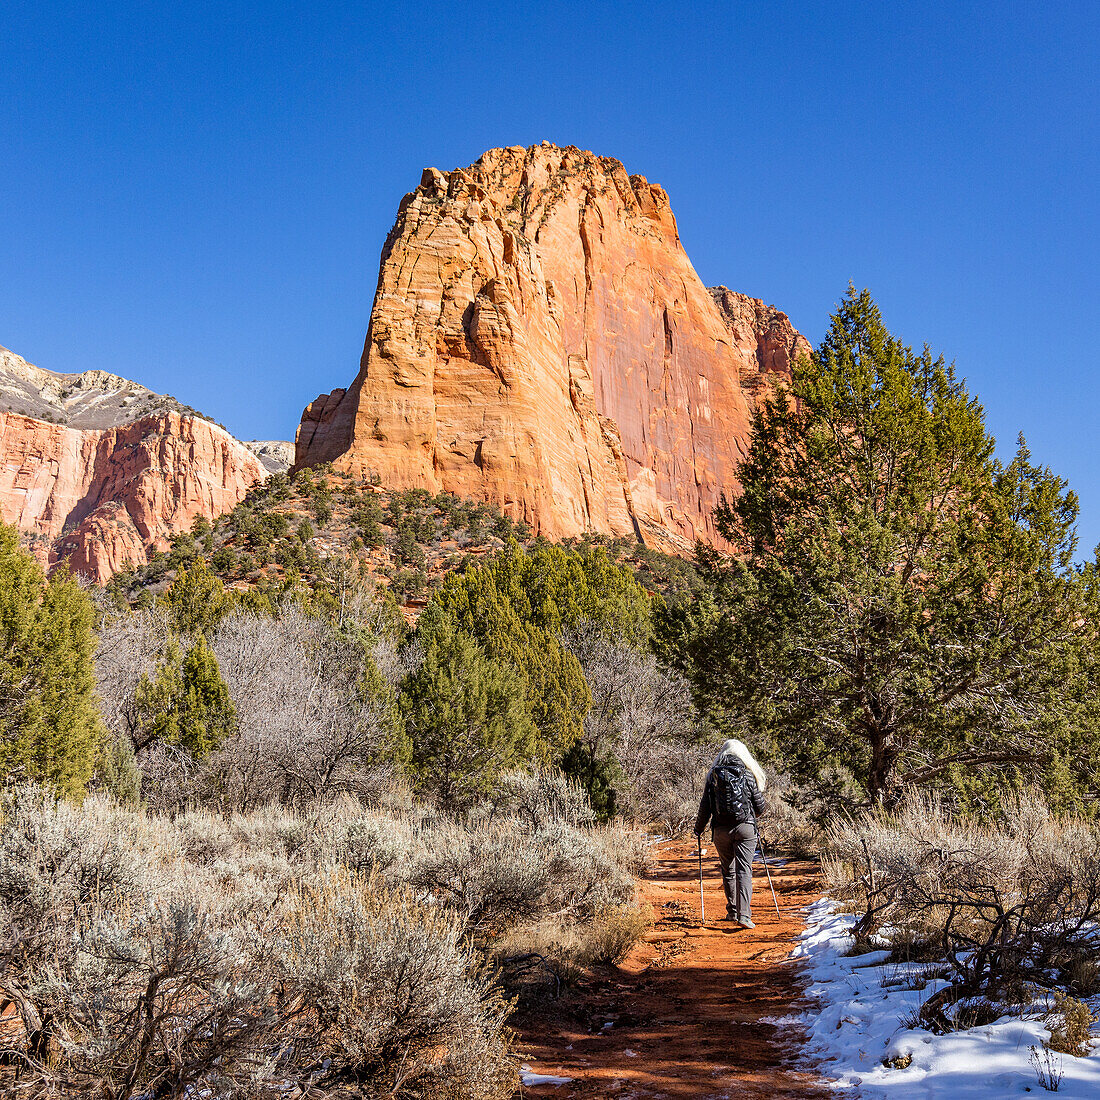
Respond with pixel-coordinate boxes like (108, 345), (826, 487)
(401, 606), (537, 807)
(679, 287), (1088, 807)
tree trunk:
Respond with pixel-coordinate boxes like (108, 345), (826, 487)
(866, 730), (895, 805)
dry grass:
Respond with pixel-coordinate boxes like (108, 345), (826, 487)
(584, 902), (653, 964)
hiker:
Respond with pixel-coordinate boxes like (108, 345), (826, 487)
(693, 739), (767, 928)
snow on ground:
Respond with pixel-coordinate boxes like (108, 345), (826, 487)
(787, 899), (1100, 1099)
(519, 1065), (572, 1087)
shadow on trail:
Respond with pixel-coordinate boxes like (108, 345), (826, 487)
(514, 840), (830, 1099)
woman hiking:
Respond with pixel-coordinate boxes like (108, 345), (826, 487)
(693, 739), (767, 928)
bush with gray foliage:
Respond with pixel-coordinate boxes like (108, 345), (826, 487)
(825, 792), (1100, 1031)
(0, 777), (645, 1097)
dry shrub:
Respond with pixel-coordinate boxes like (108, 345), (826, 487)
(40, 898), (277, 1097)
(409, 819), (554, 933)
(493, 918), (589, 995)
(339, 812), (416, 875)
(0, 788), (518, 1099)
(619, 738), (714, 835)
(825, 791), (1100, 1031)
(491, 900), (650, 1000)
(492, 768), (595, 829)
(403, 813), (641, 936)
(121, 606), (399, 814)
(273, 870), (515, 1099)
(1065, 952), (1100, 998)
(562, 622), (708, 834)
(760, 767), (821, 857)
(1044, 992), (1099, 1057)
(582, 902), (652, 964)
(0, 782), (647, 1097)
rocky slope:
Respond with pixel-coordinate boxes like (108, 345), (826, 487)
(296, 143), (808, 550)
(0, 346), (284, 581)
(244, 440), (296, 475)
(709, 286), (812, 401)
(0, 344), (215, 430)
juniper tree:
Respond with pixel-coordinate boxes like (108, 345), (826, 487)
(134, 635), (237, 758)
(400, 605), (536, 807)
(678, 287), (1088, 807)
(164, 558), (229, 635)
(429, 542), (653, 764)
(0, 523), (102, 795)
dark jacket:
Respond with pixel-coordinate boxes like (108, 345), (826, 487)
(694, 761), (765, 835)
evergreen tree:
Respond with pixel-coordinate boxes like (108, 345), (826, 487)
(400, 606), (536, 807)
(29, 571), (102, 794)
(0, 523), (102, 795)
(135, 635), (237, 757)
(96, 730), (142, 805)
(164, 558), (229, 635)
(678, 287), (1088, 807)
(429, 542), (653, 758)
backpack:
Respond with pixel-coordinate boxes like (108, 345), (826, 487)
(713, 763), (752, 822)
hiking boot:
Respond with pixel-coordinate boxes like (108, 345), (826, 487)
(736, 917), (756, 929)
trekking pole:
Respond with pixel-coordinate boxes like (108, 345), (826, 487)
(696, 833), (706, 926)
(757, 830), (781, 918)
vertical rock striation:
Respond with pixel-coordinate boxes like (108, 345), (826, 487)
(296, 143), (808, 550)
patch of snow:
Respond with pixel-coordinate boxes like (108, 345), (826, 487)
(623, 1048), (639, 1057)
(786, 898), (1100, 1098)
(519, 1065), (573, 1087)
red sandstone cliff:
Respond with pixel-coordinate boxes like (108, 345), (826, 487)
(0, 347), (273, 581)
(295, 143), (808, 550)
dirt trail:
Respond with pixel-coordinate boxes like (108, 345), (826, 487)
(512, 837), (828, 1099)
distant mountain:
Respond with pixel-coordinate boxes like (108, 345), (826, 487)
(0, 344), (221, 430)
(244, 440), (296, 476)
(0, 345), (291, 581)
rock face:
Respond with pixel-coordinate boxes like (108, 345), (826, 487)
(244, 440), (295, 476)
(0, 346), (273, 581)
(296, 143), (809, 550)
(709, 286), (813, 403)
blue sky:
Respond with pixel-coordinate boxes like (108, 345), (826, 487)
(3, 2), (1099, 548)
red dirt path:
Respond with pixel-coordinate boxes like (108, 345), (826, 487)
(512, 837), (829, 1099)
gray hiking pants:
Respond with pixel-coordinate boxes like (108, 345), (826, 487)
(712, 822), (756, 919)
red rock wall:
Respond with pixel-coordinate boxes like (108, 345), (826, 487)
(296, 144), (808, 551)
(0, 411), (267, 581)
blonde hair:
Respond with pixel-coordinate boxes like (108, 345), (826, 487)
(713, 738), (767, 792)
